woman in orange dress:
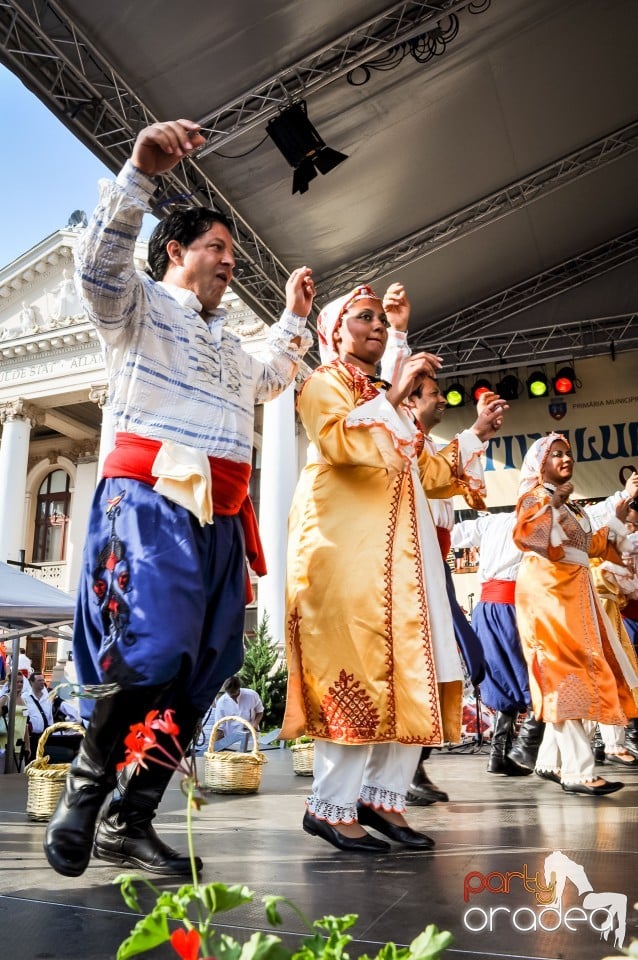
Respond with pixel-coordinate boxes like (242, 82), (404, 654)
(514, 433), (638, 795)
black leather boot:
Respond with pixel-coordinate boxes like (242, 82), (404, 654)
(94, 696), (202, 876)
(487, 711), (528, 775)
(507, 709), (545, 773)
(406, 753), (449, 804)
(624, 719), (638, 759)
(44, 687), (160, 877)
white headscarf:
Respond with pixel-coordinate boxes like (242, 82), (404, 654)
(316, 284), (379, 364)
(518, 432), (570, 497)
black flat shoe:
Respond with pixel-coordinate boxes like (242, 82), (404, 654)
(561, 780), (624, 795)
(302, 812), (390, 853)
(605, 752), (638, 766)
(356, 803), (435, 849)
(535, 769), (561, 784)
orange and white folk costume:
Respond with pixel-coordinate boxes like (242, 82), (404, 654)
(514, 435), (637, 728)
(281, 353), (487, 822)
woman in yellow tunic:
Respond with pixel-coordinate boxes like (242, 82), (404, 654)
(513, 433), (638, 795)
(281, 284), (493, 852)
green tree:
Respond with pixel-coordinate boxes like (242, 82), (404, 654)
(240, 613), (287, 730)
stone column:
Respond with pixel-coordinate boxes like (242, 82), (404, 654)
(257, 384), (298, 647)
(0, 400), (37, 563)
(90, 384), (114, 474)
(66, 447), (99, 595)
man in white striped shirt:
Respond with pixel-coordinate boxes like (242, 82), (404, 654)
(45, 119), (315, 880)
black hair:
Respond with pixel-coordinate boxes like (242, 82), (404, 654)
(409, 372), (438, 401)
(222, 675), (241, 695)
(146, 207), (233, 281)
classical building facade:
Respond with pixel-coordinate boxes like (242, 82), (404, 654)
(0, 224), (305, 674)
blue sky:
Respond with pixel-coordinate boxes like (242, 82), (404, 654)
(0, 64), (156, 268)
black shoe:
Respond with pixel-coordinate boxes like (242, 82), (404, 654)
(44, 756), (112, 878)
(405, 789), (437, 806)
(356, 803), (435, 849)
(535, 769), (561, 784)
(487, 754), (532, 776)
(561, 780), (624, 796)
(93, 816), (202, 876)
(487, 712), (531, 775)
(302, 811), (390, 853)
(605, 752), (638, 766)
(623, 739), (638, 760)
(507, 711), (546, 771)
(406, 774), (449, 804)
(593, 745), (606, 763)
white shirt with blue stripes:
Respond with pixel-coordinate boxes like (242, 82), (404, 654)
(75, 160), (312, 463)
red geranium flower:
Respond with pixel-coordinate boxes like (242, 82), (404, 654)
(148, 707), (180, 736)
(117, 721), (157, 770)
(171, 927), (201, 960)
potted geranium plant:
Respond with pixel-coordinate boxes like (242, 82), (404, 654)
(114, 710), (453, 960)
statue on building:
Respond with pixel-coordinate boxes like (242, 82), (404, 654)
(50, 270), (83, 324)
(19, 302), (41, 335)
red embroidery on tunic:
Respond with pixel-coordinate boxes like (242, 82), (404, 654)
(320, 669), (380, 739)
(408, 473), (442, 744)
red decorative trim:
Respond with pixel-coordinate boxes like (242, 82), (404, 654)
(409, 475), (443, 744)
(382, 473), (403, 731)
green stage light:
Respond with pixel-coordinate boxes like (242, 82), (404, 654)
(445, 382), (465, 407)
(526, 371), (549, 399)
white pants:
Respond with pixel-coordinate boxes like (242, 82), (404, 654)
(594, 722), (626, 753)
(306, 740), (422, 824)
(536, 720), (596, 784)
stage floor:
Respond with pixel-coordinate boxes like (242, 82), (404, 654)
(0, 745), (636, 960)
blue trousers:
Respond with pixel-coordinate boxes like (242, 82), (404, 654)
(73, 478), (246, 714)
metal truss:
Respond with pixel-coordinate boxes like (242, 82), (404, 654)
(428, 313), (638, 380)
(196, 0), (488, 156)
(411, 228), (638, 357)
(318, 120), (638, 299)
(0, 0), (293, 323)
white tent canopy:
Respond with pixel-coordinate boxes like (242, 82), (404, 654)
(1, 562), (75, 774)
(0, 561), (75, 623)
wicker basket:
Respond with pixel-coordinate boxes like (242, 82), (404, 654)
(203, 715), (266, 794)
(25, 721), (86, 821)
(290, 739), (314, 776)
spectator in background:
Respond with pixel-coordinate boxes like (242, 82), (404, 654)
(214, 676), (264, 743)
(23, 671), (54, 759)
(0, 673), (31, 768)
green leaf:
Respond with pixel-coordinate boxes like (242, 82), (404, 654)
(239, 931), (289, 960)
(263, 895), (286, 928)
(406, 925), (454, 960)
(201, 882), (255, 915)
(115, 911), (170, 960)
(313, 915), (357, 935)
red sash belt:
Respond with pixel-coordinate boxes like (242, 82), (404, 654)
(102, 432), (267, 582)
(480, 579), (516, 604)
(622, 598), (638, 622)
(436, 526), (452, 561)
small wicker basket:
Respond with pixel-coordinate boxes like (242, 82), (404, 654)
(290, 738), (314, 776)
(25, 721), (86, 821)
(203, 715), (267, 794)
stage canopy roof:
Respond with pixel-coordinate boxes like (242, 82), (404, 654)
(1, 0), (637, 384)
